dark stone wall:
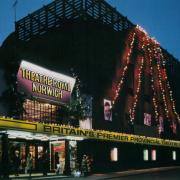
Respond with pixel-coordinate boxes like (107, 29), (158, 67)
(1, 19), (180, 138)
(77, 140), (180, 172)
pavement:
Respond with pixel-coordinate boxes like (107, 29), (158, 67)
(7, 166), (180, 180)
(9, 173), (67, 179)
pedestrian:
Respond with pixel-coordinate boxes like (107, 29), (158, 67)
(42, 151), (48, 176)
(13, 150), (21, 176)
(26, 153), (33, 176)
(81, 155), (88, 176)
(87, 155), (93, 175)
(37, 152), (43, 172)
(59, 152), (65, 174)
(55, 152), (60, 174)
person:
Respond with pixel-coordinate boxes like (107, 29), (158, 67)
(81, 155), (88, 176)
(87, 155), (93, 175)
(13, 150), (21, 176)
(26, 153), (33, 176)
(42, 151), (48, 176)
(55, 152), (60, 174)
(37, 152), (43, 172)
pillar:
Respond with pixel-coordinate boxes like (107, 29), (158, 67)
(64, 140), (71, 175)
(1, 133), (10, 178)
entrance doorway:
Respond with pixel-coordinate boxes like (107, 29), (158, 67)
(50, 141), (65, 174)
(9, 140), (46, 174)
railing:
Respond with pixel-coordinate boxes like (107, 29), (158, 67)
(15, 0), (134, 41)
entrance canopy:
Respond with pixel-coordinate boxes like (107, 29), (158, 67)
(0, 117), (180, 148)
(4, 130), (84, 141)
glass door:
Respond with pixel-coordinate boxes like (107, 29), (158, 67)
(50, 141), (65, 174)
(29, 145), (36, 169)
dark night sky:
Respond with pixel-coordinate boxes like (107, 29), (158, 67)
(0, 0), (180, 60)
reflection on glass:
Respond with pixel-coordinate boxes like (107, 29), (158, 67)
(69, 141), (78, 172)
(23, 99), (60, 122)
(50, 141), (65, 174)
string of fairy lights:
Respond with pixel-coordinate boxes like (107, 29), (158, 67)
(147, 44), (159, 122)
(158, 48), (180, 122)
(153, 44), (169, 119)
(70, 70), (85, 116)
(129, 56), (144, 122)
(154, 45), (179, 132)
(148, 38), (178, 133)
(129, 27), (145, 122)
(111, 24), (180, 129)
(68, 27), (179, 131)
(112, 30), (136, 105)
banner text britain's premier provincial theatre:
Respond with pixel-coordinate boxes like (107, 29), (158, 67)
(1, 118), (180, 148)
(17, 60), (76, 104)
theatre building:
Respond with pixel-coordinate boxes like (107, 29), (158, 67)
(0, 0), (180, 177)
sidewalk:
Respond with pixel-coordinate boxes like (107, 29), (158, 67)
(9, 166), (180, 180)
(75, 166), (180, 180)
(9, 173), (68, 180)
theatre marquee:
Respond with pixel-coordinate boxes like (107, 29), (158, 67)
(17, 60), (76, 104)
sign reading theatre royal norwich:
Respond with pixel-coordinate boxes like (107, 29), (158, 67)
(17, 60), (76, 104)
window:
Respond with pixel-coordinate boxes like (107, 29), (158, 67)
(23, 99), (60, 123)
(172, 151), (176, 160)
(110, 148), (118, 161)
(143, 149), (148, 161)
(151, 149), (156, 161)
(79, 118), (92, 129)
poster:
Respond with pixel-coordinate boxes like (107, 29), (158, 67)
(144, 113), (151, 126)
(104, 99), (112, 121)
(158, 116), (164, 134)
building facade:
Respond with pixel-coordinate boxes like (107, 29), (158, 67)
(0, 0), (180, 177)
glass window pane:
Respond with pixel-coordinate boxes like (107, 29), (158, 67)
(172, 151), (176, 160)
(110, 148), (118, 161)
(143, 149), (148, 161)
(151, 149), (156, 161)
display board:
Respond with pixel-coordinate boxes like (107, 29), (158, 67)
(17, 60), (76, 105)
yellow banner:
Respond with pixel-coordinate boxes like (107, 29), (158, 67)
(0, 117), (180, 148)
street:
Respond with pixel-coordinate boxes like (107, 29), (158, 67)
(11, 167), (180, 180)
(107, 169), (180, 180)
(57, 168), (180, 180)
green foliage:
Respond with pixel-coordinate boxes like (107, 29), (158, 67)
(61, 82), (86, 120)
(0, 60), (26, 118)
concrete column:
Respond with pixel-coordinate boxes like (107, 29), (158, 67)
(64, 140), (71, 175)
(2, 133), (10, 178)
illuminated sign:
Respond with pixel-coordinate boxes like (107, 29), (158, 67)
(17, 60), (76, 104)
(1, 117), (180, 148)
